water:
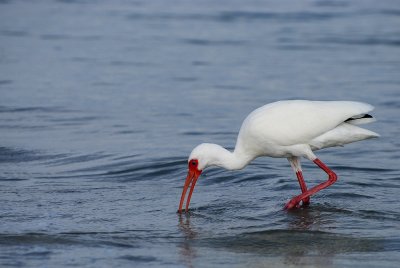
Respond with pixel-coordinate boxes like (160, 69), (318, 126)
(1, 0), (400, 267)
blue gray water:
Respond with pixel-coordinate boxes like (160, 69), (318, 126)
(1, 0), (400, 267)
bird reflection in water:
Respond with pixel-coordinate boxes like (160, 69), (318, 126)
(176, 207), (379, 268)
(177, 214), (197, 268)
(283, 207), (336, 267)
(286, 205), (326, 230)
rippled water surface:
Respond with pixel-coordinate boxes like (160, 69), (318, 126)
(1, 0), (400, 267)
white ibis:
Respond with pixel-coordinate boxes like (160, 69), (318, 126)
(178, 100), (379, 213)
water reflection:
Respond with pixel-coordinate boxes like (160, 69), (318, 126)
(178, 214), (197, 268)
(177, 208), (382, 267)
(283, 207), (335, 267)
(286, 206), (327, 230)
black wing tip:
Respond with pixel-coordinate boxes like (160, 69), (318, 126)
(345, 114), (373, 122)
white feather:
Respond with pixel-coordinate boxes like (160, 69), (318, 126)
(189, 100), (379, 170)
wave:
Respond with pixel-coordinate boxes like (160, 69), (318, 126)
(181, 38), (246, 47)
(0, 79), (13, 85)
(327, 165), (394, 172)
(323, 192), (374, 199)
(202, 229), (387, 255)
(317, 37), (400, 47)
(48, 155), (189, 183)
(0, 147), (65, 164)
(0, 106), (68, 113)
(126, 10), (347, 23)
(45, 152), (112, 166)
(0, 232), (136, 249)
(217, 11), (346, 22)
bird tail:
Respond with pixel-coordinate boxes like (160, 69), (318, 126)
(310, 123), (379, 150)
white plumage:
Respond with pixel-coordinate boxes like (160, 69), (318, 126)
(178, 100), (379, 213)
(235, 100), (378, 158)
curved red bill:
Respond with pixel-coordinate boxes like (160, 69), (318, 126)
(178, 167), (202, 213)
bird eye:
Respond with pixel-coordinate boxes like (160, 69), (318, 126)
(190, 160), (197, 167)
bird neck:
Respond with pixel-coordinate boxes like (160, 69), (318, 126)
(211, 145), (253, 171)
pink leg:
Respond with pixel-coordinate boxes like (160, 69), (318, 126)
(285, 158), (338, 210)
(296, 171), (310, 207)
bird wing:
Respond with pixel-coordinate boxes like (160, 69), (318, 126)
(239, 100), (375, 147)
(309, 122), (379, 150)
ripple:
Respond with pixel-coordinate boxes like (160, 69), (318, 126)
(40, 33), (101, 41)
(1, 30), (28, 37)
(181, 38), (246, 47)
(357, 209), (400, 221)
(23, 250), (52, 257)
(324, 192), (374, 199)
(0, 79), (13, 85)
(0, 106), (69, 113)
(192, 60), (209, 66)
(203, 229), (386, 255)
(0, 232), (137, 249)
(108, 60), (140, 67)
(347, 180), (400, 189)
(205, 173), (237, 185)
(126, 12), (214, 22)
(0, 147), (64, 164)
(172, 76), (198, 82)
(0, 233), (77, 246)
(40, 34), (70, 40)
(194, 200), (249, 215)
(0, 177), (27, 181)
(64, 156), (187, 182)
(180, 131), (236, 136)
(126, 10), (347, 23)
(217, 11), (347, 22)
(119, 255), (157, 262)
(233, 172), (279, 184)
(314, 0), (349, 7)
(45, 152), (112, 166)
(379, 9), (400, 16)
(330, 165), (394, 172)
(317, 37), (400, 47)
(380, 100), (400, 108)
(277, 44), (314, 50)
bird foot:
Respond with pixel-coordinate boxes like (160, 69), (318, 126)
(284, 199), (301, 210)
(301, 197), (310, 207)
(284, 197), (310, 210)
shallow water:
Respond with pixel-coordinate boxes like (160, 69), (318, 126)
(1, 0), (400, 267)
